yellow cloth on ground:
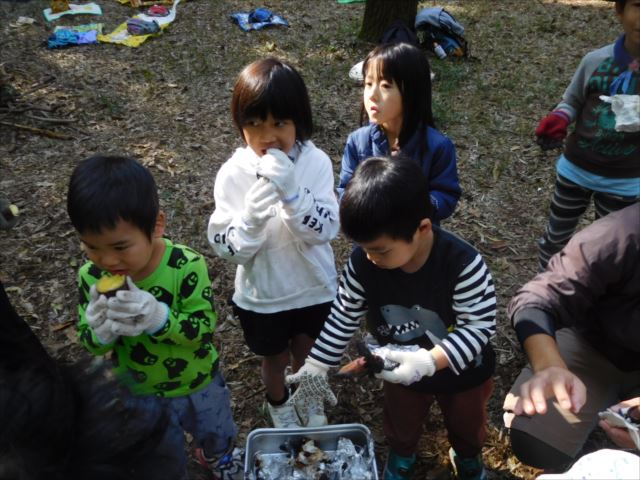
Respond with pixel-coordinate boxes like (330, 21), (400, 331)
(118, 0), (176, 6)
(99, 0), (180, 47)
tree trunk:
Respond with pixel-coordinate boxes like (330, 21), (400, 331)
(358, 0), (418, 43)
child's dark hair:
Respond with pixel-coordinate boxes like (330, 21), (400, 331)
(67, 155), (159, 237)
(340, 156), (433, 243)
(0, 282), (184, 480)
(614, 0), (627, 12)
(231, 57), (313, 142)
(361, 42), (434, 148)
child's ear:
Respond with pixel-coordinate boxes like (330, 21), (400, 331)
(153, 211), (166, 238)
(418, 218), (432, 234)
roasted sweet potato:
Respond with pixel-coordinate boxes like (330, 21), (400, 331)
(95, 275), (126, 297)
(337, 341), (386, 377)
(337, 357), (368, 377)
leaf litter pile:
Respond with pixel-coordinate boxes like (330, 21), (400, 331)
(0, 1), (620, 478)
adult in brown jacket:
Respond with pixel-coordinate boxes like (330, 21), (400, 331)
(502, 202), (640, 470)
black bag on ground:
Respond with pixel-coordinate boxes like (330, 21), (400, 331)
(379, 19), (419, 47)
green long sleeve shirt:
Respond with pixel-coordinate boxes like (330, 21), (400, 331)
(77, 239), (219, 398)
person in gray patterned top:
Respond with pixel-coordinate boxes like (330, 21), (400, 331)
(534, 0), (640, 270)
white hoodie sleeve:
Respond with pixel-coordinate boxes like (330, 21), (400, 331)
(279, 144), (340, 245)
(207, 160), (269, 265)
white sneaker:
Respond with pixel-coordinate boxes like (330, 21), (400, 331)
(195, 446), (244, 480)
(215, 447), (244, 480)
(295, 397), (328, 427)
(349, 60), (364, 83)
(267, 400), (301, 428)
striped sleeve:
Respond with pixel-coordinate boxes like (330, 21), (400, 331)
(309, 258), (367, 367)
(439, 254), (496, 375)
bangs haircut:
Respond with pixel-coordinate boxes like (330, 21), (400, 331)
(67, 155), (159, 238)
(361, 43), (434, 147)
(340, 156), (433, 244)
(231, 57), (313, 142)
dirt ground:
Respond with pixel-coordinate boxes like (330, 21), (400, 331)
(0, 0), (621, 478)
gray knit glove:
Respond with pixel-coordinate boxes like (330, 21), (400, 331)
(286, 357), (337, 408)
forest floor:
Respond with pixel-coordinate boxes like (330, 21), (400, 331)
(0, 0), (620, 478)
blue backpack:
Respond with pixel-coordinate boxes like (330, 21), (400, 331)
(415, 7), (469, 58)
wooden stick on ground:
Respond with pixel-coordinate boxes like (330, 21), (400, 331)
(0, 121), (72, 139)
(0, 105), (56, 115)
(24, 113), (76, 124)
(20, 75), (56, 96)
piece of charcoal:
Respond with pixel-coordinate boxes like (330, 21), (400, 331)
(356, 340), (385, 374)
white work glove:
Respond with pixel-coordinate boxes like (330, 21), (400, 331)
(286, 357), (337, 408)
(376, 348), (436, 386)
(86, 285), (118, 344)
(106, 277), (169, 336)
(256, 148), (299, 202)
(241, 177), (280, 227)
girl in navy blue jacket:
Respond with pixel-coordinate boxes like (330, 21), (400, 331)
(339, 43), (461, 222)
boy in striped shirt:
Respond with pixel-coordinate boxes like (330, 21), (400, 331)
(287, 157), (496, 480)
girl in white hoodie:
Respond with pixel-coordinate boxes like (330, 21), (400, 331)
(208, 58), (339, 429)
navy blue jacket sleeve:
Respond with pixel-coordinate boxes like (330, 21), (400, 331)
(338, 132), (360, 200)
(427, 135), (461, 221)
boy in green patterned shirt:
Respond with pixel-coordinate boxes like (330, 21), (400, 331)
(67, 155), (241, 479)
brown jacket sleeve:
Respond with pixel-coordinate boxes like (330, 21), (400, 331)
(508, 204), (640, 363)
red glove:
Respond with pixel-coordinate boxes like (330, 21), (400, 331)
(535, 111), (570, 149)
(536, 111), (570, 139)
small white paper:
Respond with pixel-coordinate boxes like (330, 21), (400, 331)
(600, 94), (640, 132)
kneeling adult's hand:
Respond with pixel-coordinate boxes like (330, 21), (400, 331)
(514, 366), (586, 416)
(599, 397), (640, 451)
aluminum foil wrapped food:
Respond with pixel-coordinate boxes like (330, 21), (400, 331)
(253, 436), (373, 480)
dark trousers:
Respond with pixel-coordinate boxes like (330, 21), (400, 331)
(538, 174), (639, 270)
(383, 378), (494, 458)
